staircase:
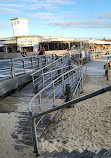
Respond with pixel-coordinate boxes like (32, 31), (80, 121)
(39, 148), (111, 158)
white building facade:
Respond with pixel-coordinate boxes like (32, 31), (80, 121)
(11, 18), (29, 37)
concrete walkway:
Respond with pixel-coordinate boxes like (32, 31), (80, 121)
(87, 56), (107, 76)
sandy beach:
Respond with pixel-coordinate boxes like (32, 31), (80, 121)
(39, 75), (111, 154)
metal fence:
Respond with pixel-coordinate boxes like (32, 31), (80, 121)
(0, 59), (11, 81)
(31, 53), (70, 91)
(0, 54), (55, 81)
(29, 65), (85, 155)
(32, 65), (75, 93)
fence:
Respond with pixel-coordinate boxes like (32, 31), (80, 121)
(0, 59), (11, 81)
(31, 53), (70, 91)
(29, 65), (85, 155)
(32, 65), (75, 93)
(0, 54), (55, 81)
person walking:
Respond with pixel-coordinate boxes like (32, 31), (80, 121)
(105, 67), (108, 81)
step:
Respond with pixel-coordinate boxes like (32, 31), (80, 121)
(64, 150), (80, 158)
(42, 150), (69, 158)
(101, 150), (111, 158)
(93, 148), (107, 158)
(76, 149), (95, 158)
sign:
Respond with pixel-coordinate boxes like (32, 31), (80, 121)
(20, 38), (32, 47)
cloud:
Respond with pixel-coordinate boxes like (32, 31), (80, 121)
(96, 12), (111, 19)
(0, 0), (75, 10)
(0, 3), (22, 8)
(0, 8), (19, 13)
(46, 20), (111, 28)
(29, 12), (57, 20)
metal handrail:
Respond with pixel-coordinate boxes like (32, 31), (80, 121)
(0, 54), (55, 81)
(32, 65), (74, 92)
(29, 65), (83, 116)
(31, 53), (70, 76)
(30, 75), (111, 155)
(31, 53), (70, 92)
(33, 82), (111, 119)
(29, 65), (85, 155)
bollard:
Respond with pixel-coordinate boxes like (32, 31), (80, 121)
(65, 84), (72, 108)
(34, 84), (39, 94)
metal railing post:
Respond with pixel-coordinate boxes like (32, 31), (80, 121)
(53, 83), (55, 106)
(31, 57), (34, 71)
(32, 76), (35, 90)
(42, 74), (45, 88)
(39, 56), (42, 69)
(31, 117), (39, 156)
(12, 60), (15, 78)
(62, 75), (64, 95)
(68, 72), (70, 83)
(39, 94), (42, 109)
(72, 71), (75, 82)
(9, 59), (13, 78)
(22, 59), (25, 73)
(76, 70), (78, 83)
(50, 71), (52, 82)
(46, 56), (48, 65)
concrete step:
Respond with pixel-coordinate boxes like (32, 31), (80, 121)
(64, 150), (80, 158)
(76, 149), (95, 158)
(101, 150), (111, 158)
(42, 150), (69, 158)
(93, 148), (107, 158)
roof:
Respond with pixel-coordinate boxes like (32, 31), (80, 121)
(10, 17), (29, 21)
(89, 40), (111, 45)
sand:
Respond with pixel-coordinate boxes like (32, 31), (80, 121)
(39, 76), (111, 154)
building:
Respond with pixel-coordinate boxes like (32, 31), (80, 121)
(0, 17), (86, 56)
(1, 17), (111, 58)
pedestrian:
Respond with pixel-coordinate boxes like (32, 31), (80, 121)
(105, 68), (108, 81)
(38, 48), (45, 55)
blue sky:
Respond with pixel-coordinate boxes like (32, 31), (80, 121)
(0, 0), (111, 39)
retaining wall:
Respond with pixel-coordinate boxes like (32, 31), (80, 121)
(0, 73), (32, 98)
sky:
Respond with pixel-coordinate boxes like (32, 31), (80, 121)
(0, 0), (111, 39)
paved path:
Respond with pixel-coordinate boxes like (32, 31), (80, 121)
(87, 56), (107, 76)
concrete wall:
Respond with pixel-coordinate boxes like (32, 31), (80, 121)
(0, 73), (32, 98)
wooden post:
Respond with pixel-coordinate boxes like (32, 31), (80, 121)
(65, 84), (72, 108)
(34, 84), (39, 94)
